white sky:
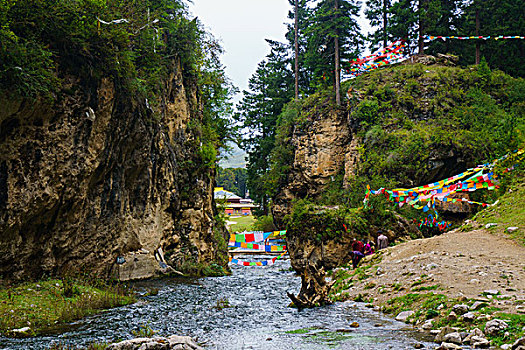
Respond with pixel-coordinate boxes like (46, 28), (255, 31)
(188, 0), (291, 94)
(188, 0), (372, 95)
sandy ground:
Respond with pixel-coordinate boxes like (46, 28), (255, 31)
(340, 228), (525, 313)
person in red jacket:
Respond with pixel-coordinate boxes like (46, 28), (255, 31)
(351, 238), (364, 254)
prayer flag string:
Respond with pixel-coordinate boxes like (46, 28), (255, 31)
(363, 149), (524, 229)
(229, 230), (286, 243)
(228, 241), (287, 252)
(229, 251), (288, 267)
(424, 35), (525, 42)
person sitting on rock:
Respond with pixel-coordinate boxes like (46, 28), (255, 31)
(364, 241), (375, 256)
(351, 250), (365, 269)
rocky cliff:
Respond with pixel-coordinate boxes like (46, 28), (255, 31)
(273, 59), (524, 306)
(0, 61), (229, 280)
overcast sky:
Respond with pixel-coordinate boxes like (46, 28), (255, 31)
(188, 0), (291, 94)
(188, 0), (372, 95)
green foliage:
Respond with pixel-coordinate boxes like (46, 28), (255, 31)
(0, 0), (235, 158)
(253, 215), (277, 232)
(0, 278), (135, 336)
(216, 167), (247, 197)
(132, 323), (157, 338)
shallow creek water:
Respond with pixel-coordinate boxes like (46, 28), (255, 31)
(2, 256), (445, 350)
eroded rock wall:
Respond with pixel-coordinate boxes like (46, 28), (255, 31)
(0, 63), (228, 280)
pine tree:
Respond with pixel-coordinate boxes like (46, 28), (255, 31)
(235, 41), (294, 213)
(286, 0), (314, 95)
(304, 0), (362, 101)
(365, 0), (392, 50)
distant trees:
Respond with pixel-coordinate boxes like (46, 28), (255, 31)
(216, 168), (248, 198)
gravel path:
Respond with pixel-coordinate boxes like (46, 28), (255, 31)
(342, 228), (525, 313)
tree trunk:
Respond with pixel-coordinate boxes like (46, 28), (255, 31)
(383, 0), (388, 48)
(475, 8), (480, 65)
(295, 0), (300, 100)
(418, 0), (426, 55)
(334, 0), (341, 106)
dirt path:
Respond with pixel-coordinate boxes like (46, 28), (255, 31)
(341, 228), (525, 313)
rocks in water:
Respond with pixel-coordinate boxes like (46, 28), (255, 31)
(107, 335), (203, 350)
(7, 327), (33, 338)
(443, 332), (462, 345)
(452, 304), (469, 315)
(396, 310), (415, 322)
(414, 343), (424, 348)
(434, 327), (459, 343)
(350, 321), (360, 328)
(484, 319), (509, 336)
(435, 342), (462, 350)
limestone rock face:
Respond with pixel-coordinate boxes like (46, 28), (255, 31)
(0, 63), (228, 280)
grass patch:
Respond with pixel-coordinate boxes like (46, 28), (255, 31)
(488, 313), (525, 346)
(0, 278), (135, 336)
(285, 327), (318, 334)
(228, 215), (256, 233)
(473, 181), (525, 245)
(412, 284), (440, 292)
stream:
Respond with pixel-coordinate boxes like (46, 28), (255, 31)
(1, 255), (439, 350)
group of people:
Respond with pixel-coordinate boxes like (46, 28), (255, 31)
(350, 231), (389, 269)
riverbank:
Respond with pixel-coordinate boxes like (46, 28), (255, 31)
(0, 278), (135, 337)
(329, 227), (525, 348)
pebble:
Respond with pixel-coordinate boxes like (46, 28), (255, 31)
(483, 289), (499, 295)
(506, 227), (519, 232)
(350, 321), (360, 328)
(414, 343), (424, 349)
(485, 223), (497, 228)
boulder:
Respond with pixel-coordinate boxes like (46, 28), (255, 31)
(396, 310), (415, 322)
(512, 337), (525, 350)
(462, 312), (476, 322)
(107, 335), (203, 350)
(443, 332), (462, 345)
(435, 327), (459, 343)
(470, 336), (490, 348)
(7, 327), (33, 338)
(448, 311), (458, 321)
(452, 304), (469, 315)
(470, 301), (487, 310)
(484, 319), (509, 336)
(435, 342), (462, 350)
(422, 320), (434, 330)
(506, 227), (519, 233)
